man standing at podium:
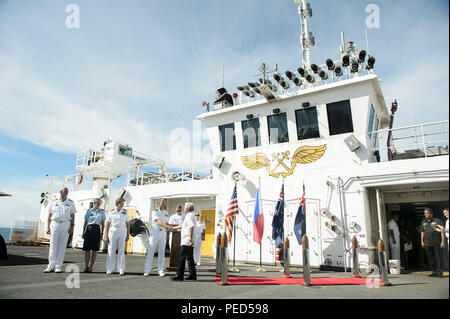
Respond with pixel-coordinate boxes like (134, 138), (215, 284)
(168, 205), (184, 250)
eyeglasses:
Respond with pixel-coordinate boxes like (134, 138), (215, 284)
(195, 214), (200, 217)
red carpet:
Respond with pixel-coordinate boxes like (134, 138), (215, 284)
(215, 276), (371, 285)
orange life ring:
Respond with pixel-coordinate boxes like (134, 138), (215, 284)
(75, 173), (83, 185)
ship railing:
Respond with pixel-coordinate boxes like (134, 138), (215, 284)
(125, 163), (213, 187)
(369, 120), (449, 161)
(76, 149), (106, 170)
(218, 63), (375, 108)
(45, 173), (94, 195)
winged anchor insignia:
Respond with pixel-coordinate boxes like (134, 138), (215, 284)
(241, 144), (327, 178)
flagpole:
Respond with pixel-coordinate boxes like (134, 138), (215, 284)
(231, 180), (239, 273)
(279, 178), (285, 272)
(256, 176), (266, 272)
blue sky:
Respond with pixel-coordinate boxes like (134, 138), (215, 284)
(0, 0), (448, 227)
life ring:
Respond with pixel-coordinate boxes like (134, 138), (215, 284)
(75, 173), (83, 185)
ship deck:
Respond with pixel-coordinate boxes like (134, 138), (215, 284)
(0, 245), (448, 300)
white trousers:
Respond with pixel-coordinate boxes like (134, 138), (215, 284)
(193, 239), (203, 265)
(389, 241), (400, 261)
(48, 221), (71, 269)
(106, 227), (127, 273)
(144, 232), (166, 273)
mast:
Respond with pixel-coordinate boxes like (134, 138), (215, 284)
(296, 0), (314, 68)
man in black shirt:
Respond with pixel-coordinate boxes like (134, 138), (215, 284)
(420, 208), (445, 277)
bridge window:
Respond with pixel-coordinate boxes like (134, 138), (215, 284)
(368, 104), (375, 137)
(295, 107), (320, 140)
(242, 118), (261, 148)
(267, 112), (289, 144)
(118, 145), (132, 157)
(373, 117), (380, 147)
(326, 100), (354, 135)
(219, 123), (236, 151)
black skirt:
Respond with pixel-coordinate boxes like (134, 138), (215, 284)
(83, 225), (101, 251)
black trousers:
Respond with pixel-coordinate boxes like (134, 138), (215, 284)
(176, 245), (196, 278)
(424, 246), (443, 274)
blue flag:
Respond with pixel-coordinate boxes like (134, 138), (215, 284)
(271, 184), (284, 247)
(294, 184), (306, 245)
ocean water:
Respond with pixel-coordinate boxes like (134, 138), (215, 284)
(0, 227), (11, 243)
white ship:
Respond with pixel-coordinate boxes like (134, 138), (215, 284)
(37, 0), (448, 272)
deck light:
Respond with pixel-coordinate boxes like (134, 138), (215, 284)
(305, 73), (315, 83)
(292, 77), (302, 86)
(285, 70), (295, 80)
(342, 55), (350, 67)
(350, 59), (359, 73)
(366, 55), (376, 69)
(318, 70), (328, 80)
(311, 64), (319, 74)
(358, 50), (366, 63)
(326, 59), (335, 70)
(334, 65), (343, 76)
(273, 73), (290, 90)
(297, 67), (306, 77)
(285, 71), (302, 86)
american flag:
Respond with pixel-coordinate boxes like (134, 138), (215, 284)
(225, 185), (239, 243)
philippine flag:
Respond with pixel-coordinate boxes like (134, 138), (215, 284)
(253, 186), (264, 244)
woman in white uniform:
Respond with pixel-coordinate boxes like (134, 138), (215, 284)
(105, 198), (130, 275)
(193, 213), (205, 266)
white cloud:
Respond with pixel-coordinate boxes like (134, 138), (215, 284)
(0, 177), (47, 227)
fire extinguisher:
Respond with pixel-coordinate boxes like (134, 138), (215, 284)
(275, 247), (281, 262)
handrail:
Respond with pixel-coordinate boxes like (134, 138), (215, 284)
(369, 120), (449, 161)
(125, 162), (213, 187)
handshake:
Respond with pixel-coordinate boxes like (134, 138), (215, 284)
(165, 224), (181, 232)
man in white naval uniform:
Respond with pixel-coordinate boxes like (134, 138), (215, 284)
(144, 198), (173, 277)
(193, 213), (205, 266)
(168, 204), (185, 250)
(44, 187), (76, 273)
(388, 213), (401, 261)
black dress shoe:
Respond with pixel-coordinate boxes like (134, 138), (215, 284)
(185, 276), (197, 280)
(171, 276), (184, 281)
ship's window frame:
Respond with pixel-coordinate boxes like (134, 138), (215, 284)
(295, 106), (320, 140)
(267, 112), (289, 144)
(118, 144), (132, 157)
(326, 99), (354, 136)
(219, 123), (236, 152)
(368, 104), (375, 138)
(372, 117), (380, 147)
(241, 118), (261, 148)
